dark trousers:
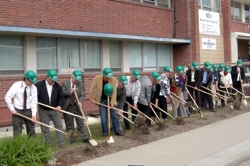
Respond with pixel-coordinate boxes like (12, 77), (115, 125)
(150, 98), (160, 118)
(123, 97), (138, 129)
(12, 108), (36, 137)
(201, 85), (214, 111)
(187, 85), (201, 112)
(137, 102), (151, 126)
(232, 81), (243, 101)
(158, 96), (167, 119)
(64, 104), (88, 141)
(219, 87), (226, 106)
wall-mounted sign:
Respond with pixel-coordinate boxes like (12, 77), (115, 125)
(199, 10), (220, 36)
(202, 38), (216, 50)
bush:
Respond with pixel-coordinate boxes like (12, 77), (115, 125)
(0, 135), (53, 166)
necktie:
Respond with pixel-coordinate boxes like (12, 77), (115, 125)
(23, 87), (27, 111)
(70, 84), (76, 105)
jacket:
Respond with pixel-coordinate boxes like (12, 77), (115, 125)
(200, 68), (213, 87)
(231, 65), (245, 86)
(219, 71), (232, 88)
(138, 76), (152, 106)
(35, 80), (64, 110)
(89, 74), (117, 106)
(62, 79), (84, 110)
(186, 69), (201, 88)
(125, 76), (141, 104)
(116, 84), (126, 110)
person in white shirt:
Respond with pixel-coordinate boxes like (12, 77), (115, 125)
(5, 70), (38, 137)
(123, 70), (141, 130)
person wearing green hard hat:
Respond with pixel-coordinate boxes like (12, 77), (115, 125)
(61, 70), (89, 144)
(200, 61), (216, 112)
(35, 69), (65, 148)
(210, 64), (220, 108)
(90, 67), (122, 136)
(219, 66), (233, 107)
(5, 70), (38, 137)
(123, 70), (141, 129)
(231, 59), (245, 102)
(158, 66), (172, 120)
(186, 62), (202, 113)
(169, 66), (187, 118)
(116, 75), (128, 131)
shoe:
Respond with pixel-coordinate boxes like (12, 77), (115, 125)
(116, 133), (124, 136)
(210, 109), (217, 112)
(83, 138), (90, 143)
(70, 139), (75, 144)
(58, 144), (66, 149)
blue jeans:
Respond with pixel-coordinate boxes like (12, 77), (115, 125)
(177, 91), (190, 116)
(99, 99), (120, 136)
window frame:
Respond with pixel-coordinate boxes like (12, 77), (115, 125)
(109, 41), (122, 72)
(245, 4), (250, 23)
(231, 1), (242, 21)
(130, 0), (171, 8)
(198, 0), (221, 13)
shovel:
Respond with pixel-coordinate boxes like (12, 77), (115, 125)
(201, 86), (228, 101)
(125, 101), (156, 124)
(170, 92), (193, 107)
(106, 96), (114, 143)
(185, 88), (203, 118)
(230, 86), (248, 106)
(16, 113), (69, 138)
(74, 92), (97, 146)
(150, 102), (174, 120)
(149, 105), (165, 129)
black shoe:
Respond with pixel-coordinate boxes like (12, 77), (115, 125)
(70, 139), (75, 144)
(83, 138), (90, 143)
(116, 133), (124, 136)
(210, 109), (217, 112)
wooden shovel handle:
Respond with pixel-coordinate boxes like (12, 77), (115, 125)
(150, 105), (160, 120)
(150, 102), (174, 120)
(187, 85), (214, 97)
(185, 88), (199, 108)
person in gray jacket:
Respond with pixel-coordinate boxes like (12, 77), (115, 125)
(62, 70), (89, 144)
(123, 70), (141, 130)
(138, 71), (161, 126)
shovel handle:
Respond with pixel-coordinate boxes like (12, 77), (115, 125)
(170, 92), (186, 103)
(185, 88), (199, 108)
(187, 85), (214, 97)
(16, 113), (66, 135)
(150, 102), (174, 120)
(117, 112), (134, 124)
(201, 86), (227, 100)
(230, 86), (245, 97)
(150, 105), (160, 120)
(124, 101), (155, 124)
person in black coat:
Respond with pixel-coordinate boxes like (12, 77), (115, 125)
(186, 61), (201, 113)
(231, 60), (245, 101)
(36, 69), (65, 148)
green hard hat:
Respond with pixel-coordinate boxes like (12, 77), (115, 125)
(183, 66), (188, 70)
(191, 61), (199, 69)
(104, 83), (113, 97)
(237, 59), (242, 66)
(119, 75), (128, 85)
(47, 69), (58, 82)
(212, 64), (218, 71)
(207, 65), (212, 71)
(204, 61), (210, 68)
(132, 70), (140, 80)
(163, 66), (172, 72)
(150, 71), (161, 81)
(224, 66), (231, 72)
(24, 70), (37, 83)
(176, 65), (184, 75)
(103, 67), (113, 78)
(72, 70), (83, 82)
(218, 64), (225, 70)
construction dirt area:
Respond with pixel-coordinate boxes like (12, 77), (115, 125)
(53, 105), (249, 166)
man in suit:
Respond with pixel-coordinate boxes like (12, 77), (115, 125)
(200, 61), (215, 112)
(89, 67), (122, 137)
(62, 70), (89, 144)
(231, 59), (245, 101)
(36, 70), (65, 148)
(186, 61), (201, 113)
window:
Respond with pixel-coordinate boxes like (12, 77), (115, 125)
(198, 0), (221, 13)
(130, 0), (170, 8)
(109, 41), (122, 72)
(36, 38), (57, 73)
(60, 39), (80, 68)
(245, 4), (250, 23)
(231, 1), (241, 21)
(83, 40), (101, 71)
(129, 42), (171, 71)
(0, 36), (24, 75)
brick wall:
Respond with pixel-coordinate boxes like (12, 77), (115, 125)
(231, 21), (250, 34)
(0, 0), (173, 38)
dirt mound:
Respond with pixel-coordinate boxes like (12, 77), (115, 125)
(233, 99), (241, 110)
(175, 116), (184, 125)
(155, 118), (166, 130)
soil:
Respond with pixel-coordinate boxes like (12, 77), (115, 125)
(53, 106), (249, 166)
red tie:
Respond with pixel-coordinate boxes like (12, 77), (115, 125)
(23, 87), (27, 111)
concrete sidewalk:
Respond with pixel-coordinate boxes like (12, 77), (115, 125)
(77, 112), (250, 166)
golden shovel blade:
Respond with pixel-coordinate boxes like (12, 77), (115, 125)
(106, 136), (114, 143)
(89, 139), (98, 146)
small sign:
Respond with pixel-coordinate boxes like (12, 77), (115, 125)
(202, 38), (216, 50)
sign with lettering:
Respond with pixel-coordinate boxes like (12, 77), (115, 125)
(199, 10), (220, 36)
(202, 38), (216, 50)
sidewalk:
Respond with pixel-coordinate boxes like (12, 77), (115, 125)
(76, 112), (250, 166)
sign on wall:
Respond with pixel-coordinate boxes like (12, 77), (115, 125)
(202, 38), (216, 50)
(199, 10), (220, 36)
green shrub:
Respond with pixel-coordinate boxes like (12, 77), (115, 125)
(0, 135), (53, 166)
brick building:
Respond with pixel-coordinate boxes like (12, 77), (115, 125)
(0, 0), (249, 127)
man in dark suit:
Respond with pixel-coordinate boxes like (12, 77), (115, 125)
(231, 60), (245, 101)
(36, 70), (65, 148)
(186, 61), (201, 113)
(62, 70), (89, 144)
(200, 61), (215, 112)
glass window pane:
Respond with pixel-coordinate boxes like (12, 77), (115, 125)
(215, 0), (221, 10)
(110, 41), (121, 68)
(234, 2), (241, 20)
(231, 1), (234, 19)
(83, 40), (100, 68)
(60, 39), (80, 68)
(157, 44), (171, 67)
(245, 5), (250, 22)
(129, 42), (142, 68)
(0, 36), (24, 70)
(202, 0), (211, 8)
(143, 43), (156, 68)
